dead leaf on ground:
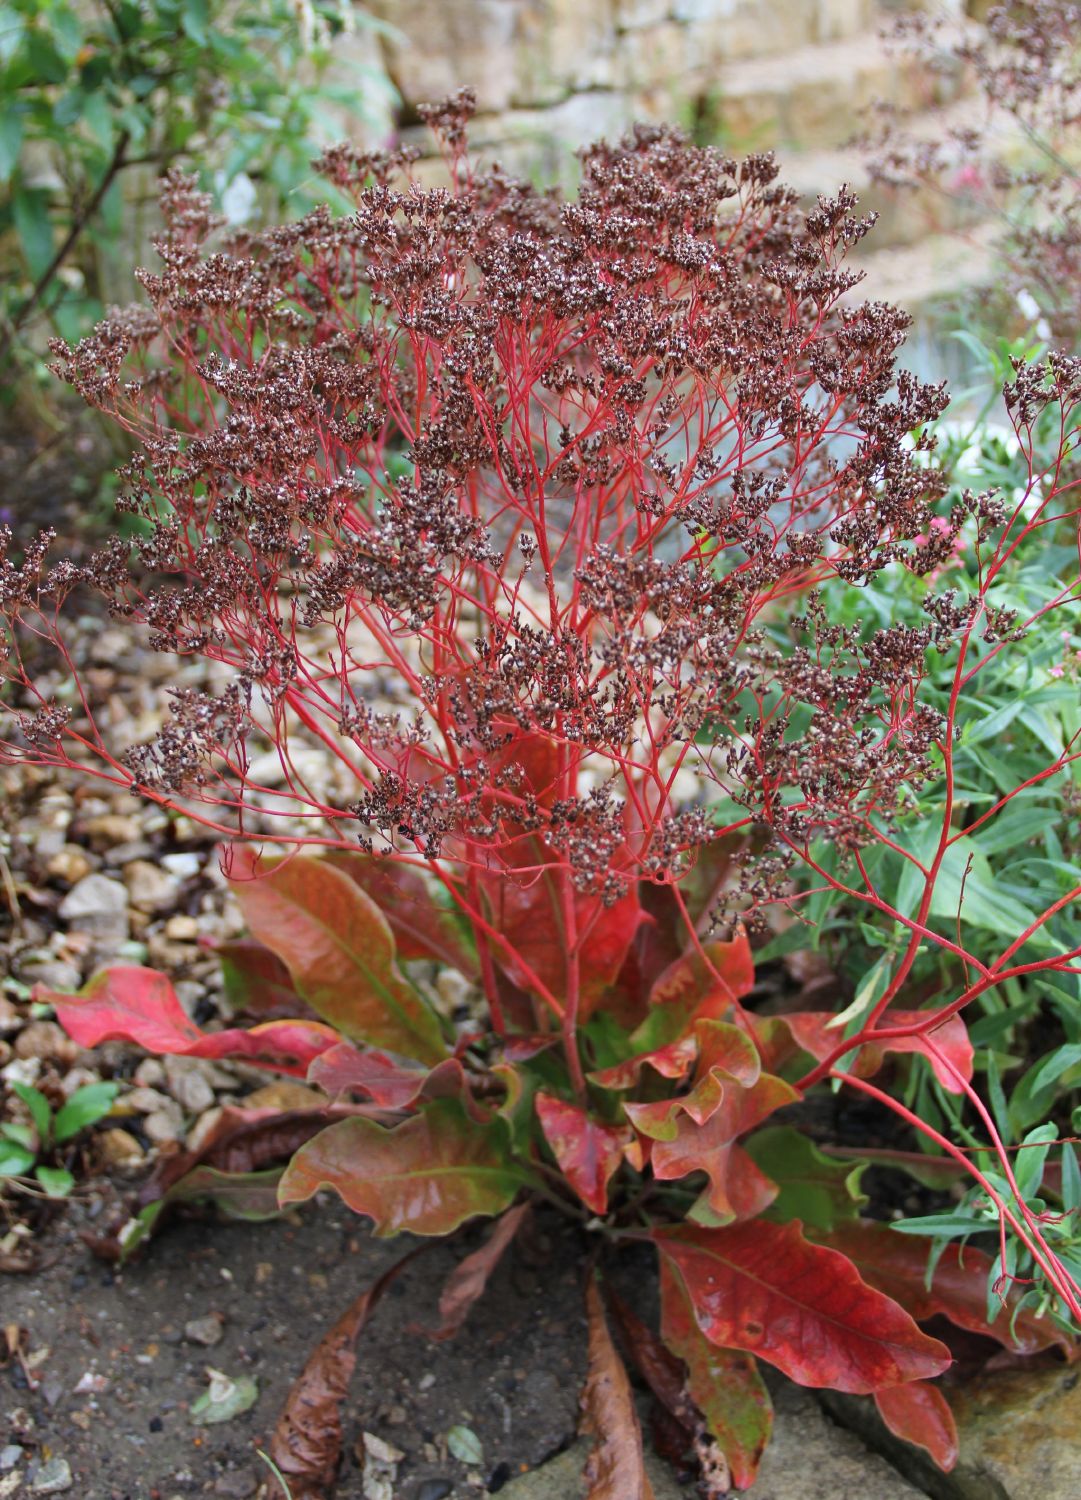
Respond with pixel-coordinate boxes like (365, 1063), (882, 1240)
(579, 1278), (655, 1500)
(424, 1203), (529, 1342)
(268, 1248), (423, 1499)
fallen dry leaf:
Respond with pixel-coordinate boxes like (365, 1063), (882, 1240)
(425, 1203), (529, 1342)
(579, 1278), (655, 1500)
(268, 1248), (422, 1499)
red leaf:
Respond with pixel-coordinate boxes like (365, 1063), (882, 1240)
(41, 967), (338, 1077)
(425, 1204), (530, 1341)
(874, 1381), (958, 1472)
(654, 1221), (952, 1393)
(817, 1220), (1071, 1356)
(228, 848), (446, 1065)
(534, 1093), (627, 1215)
(270, 1249), (420, 1498)
(215, 940), (302, 1016)
(659, 1262), (772, 1490)
(607, 1286), (734, 1499)
(635, 1073), (795, 1224)
(637, 934), (756, 1050)
(278, 1098), (525, 1236)
(588, 1035), (697, 1091)
(323, 851), (478, 976)
(484, 850), (643, 1022)
(308, 1042), (474, 1112)
(580, 1278), (655, 1500)
(783, 1010), (974, 1094)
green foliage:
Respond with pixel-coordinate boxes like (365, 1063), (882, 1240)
(0, 0), (395, 384)
(1, 1077), (118, 1196)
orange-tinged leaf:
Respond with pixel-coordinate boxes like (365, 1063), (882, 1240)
(650, 933), (755, 1019)
(654, 1221), (952, 1394)
(270, 1250), (420, 1498)
(580, 1279), (655, 1500)
(783, 1010), (974, 1094)
(588, 1035), (697, 1091)
(307, 1042), (480, 1114)
(41, 966), (338, 1077)
(638, 1073), (795, 1224)
(534, 1094), (627, 1214)
(817, 1220), (1072, 1356)
(874, 1381), (958, 1472)
(659, 1262), (772, 1490)
(425, 1204), (530, 1341)
(323, 851), (478, 976)
(229, 849), (446, 1065)
(277, 1098), (524, 1236)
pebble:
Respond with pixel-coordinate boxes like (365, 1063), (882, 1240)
(31, 1458), (73, 1493)
(183, 1315), (225, 1348)
(14, 1020), (78, 1064)
(144, 1104), (185, 1144)
(163, 1057), (215, 1113)
(57, 874), (129, 939)
(97, 1128), (145, 1168)
(133, 1058), (166, 1088)
(415, 1482), (454, 1500)
(123, 860), (180, 914)
(80, 813), (141, 847)
(126, 1087), (173, 1114)
(162, 852), (201, 879)
(45, 847), (94, 884)
(15, 957), (83, 992)
(164, 914), (199, 941)
(212, 1469), (257, 1498)
(0, 1448), (22, 1473)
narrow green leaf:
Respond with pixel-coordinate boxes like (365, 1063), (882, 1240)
(12, 1080), (52, 1142)
(54, 1081), (119, 1143)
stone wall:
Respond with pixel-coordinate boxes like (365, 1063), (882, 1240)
(345, 0), (989, 303)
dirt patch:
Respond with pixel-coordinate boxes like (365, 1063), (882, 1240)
(2, 1200), (588, 1499)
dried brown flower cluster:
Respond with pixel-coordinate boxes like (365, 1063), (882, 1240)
(2, 95), (955, 920)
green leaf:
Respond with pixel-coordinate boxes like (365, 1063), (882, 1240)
(1027, 1044), (1081, 1096)
(278, 1098), (526, 1237)
(190, 1369), (259, 1425)
(889, 1214), (987, 1239)
(12, 1080), (53, 1142)
(35, 1165), (74, 1197)
(13, 187), (54, 279)
(1, 1123), (35, 1150)
(54, 1081), (119, 1143)
(744, 1126), (867, 1231)
(446, 1426), (484, 1465)
(26, 29), (69, 84)
(0, 1140), (36, 1177)
(181, 0), (210, 46)
(164, 1165), (285, 1221)
(229, 850), (446, 1065)
(1014, 1122), (1058, 1201)
(1061, 1144), (1081, 1216)
(0, 108), (23, 181)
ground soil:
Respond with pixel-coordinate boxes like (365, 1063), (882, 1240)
(3, 1196), (589, 1500)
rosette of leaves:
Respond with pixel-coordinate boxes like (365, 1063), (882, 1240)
(35, 843), (1075, 1492)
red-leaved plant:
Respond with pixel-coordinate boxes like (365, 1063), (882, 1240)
(3, 92), (1081, 1493)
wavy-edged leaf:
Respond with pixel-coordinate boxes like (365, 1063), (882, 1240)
(784, 1010), (973, 1094)
(307, 1042), (483, 1116)
(425, 1204), (530, 1342)
(278, 1098), (525, 1236)
(633, 934), (756, 1052)
(535, 1094), (628, 1214)
(324, 851), (478, 976)
(228, 849), (446, 1065)
(639, 1074), (795, 1225)
(40, 966), (338, 1077)
(162, 1165), (285, 1221)
(817, 1219), (1071, 1355)
(654, 1221), (952, 1393)
(589, 1035), (697, 1091)
(744, 1126), (867, 1231)
(874, 1381), (958, 1472)
(580, 1278), (655, 1500)
(658, 1262), (772, 1490)
(270, 1249), (420, 1499)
